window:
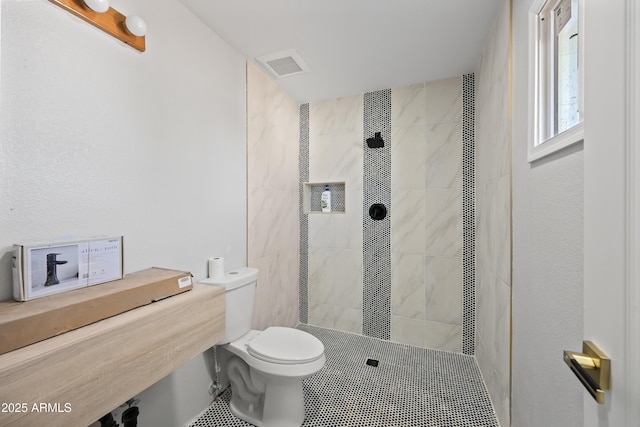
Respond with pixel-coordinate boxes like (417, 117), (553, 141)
(529, 0), (583, 162)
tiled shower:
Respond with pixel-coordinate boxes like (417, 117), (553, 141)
(246, 0), (511, 419)
(298, 76), (475, 354)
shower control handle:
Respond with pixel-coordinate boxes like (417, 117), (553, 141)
(369, 203), (387, 221)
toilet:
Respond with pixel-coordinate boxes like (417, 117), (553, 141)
(200, 267), (325, 427)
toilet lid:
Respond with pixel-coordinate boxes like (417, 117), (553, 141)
(247, 327), (324, 365)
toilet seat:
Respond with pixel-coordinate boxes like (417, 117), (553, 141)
(247, 327), (324, 365)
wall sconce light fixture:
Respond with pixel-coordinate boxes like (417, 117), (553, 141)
(83, 0), (109, 13)
(124, 15), (147, 37)
(48, 0), (147, 52)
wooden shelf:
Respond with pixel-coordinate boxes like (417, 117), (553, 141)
(0, 283), (224, 426)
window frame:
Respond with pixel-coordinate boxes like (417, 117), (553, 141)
(528, 0), (584, 162)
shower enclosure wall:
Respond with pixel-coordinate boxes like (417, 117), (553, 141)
(247, 40), (511, 425)
(299, 76), (476, 354)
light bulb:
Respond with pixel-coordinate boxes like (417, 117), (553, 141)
(125, 15), (147, 37)
(83, 0), (110, 13)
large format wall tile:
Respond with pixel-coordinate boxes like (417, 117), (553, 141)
(309, 304), (363, 334)
(307, 94), (364, 334)
(303, 76), (471, 355)
(308, 205), (363, 250)
(424, 188), (462, 257)
(425, 256), (462, 325)
(391, 315), (428, 347)
(392, 83), (427, 127)
(391, 253), (426, 320)
(425, 77), (462, 124)
(309, 95), (363, 181)
(308, 247), (363, 310)
(388, 77), (466, 352)
(251, 250), (299, 330)
(473, 1), (512, 425)
(247, 63), (300, 330)
(248, 186), (298, 259)
(423, 320), (462, 353)
(392, 189), (426, 254)
(391, 125), (428, 190)
(425, 121), (463, 189)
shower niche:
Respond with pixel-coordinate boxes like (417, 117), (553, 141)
(303, 181), (346, 214)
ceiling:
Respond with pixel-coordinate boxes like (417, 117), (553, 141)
(178, 0), (503, 103)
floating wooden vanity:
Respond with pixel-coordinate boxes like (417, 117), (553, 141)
(0, 283), (225, 426)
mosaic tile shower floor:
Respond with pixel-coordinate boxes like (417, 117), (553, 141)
(189, 325), (499, 427)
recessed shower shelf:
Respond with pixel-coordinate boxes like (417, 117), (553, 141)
(303, 181), (346, 214)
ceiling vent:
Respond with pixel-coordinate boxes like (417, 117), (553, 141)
(256, 49), (310, 79)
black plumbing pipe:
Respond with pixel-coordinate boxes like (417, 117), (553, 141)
(122, 406), (140, 427)
(99, 413), (118, 427)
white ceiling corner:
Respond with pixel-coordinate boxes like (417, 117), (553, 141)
(178, 0), (503, 103)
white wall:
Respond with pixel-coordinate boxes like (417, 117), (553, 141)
(511, 0), (584, 426)
(0, 0), (246, 425)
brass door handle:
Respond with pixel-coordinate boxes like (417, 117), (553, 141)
(563, 341), (611, 404)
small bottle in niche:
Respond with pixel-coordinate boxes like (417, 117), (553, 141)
(321, 184), (332, 212)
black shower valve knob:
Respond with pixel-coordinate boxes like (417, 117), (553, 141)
(369, 203), (387, 221)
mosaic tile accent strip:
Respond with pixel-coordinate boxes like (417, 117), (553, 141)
(462, 74), (476, 355)
(363, 89), (392, 340)
(299, 103), (310, 324)
(188, 325), (499, 427)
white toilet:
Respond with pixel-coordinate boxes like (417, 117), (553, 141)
(200, 267), (326, 427)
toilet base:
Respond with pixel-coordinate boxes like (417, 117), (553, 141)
(227, 360), (306, 427)
(262, 380), (305, 427)
(229, 399), (263, 427)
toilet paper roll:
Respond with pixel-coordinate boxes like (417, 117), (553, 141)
(208, 257), (225, 278)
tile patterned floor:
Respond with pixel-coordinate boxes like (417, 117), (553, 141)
(188, 325), (499, 427)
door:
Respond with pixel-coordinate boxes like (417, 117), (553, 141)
(583, 0), (640, 426)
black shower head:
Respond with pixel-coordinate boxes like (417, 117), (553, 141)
(366, 132), (385, 148)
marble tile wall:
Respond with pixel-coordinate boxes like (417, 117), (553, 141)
(307, 95), (364, 334)
(391, 77), (464, 352)
(303, 77), (470, 354)
(474, 0), (512, 425)
(246, 63), (300, 330)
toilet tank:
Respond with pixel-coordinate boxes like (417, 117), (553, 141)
(199, 267), (258, 344)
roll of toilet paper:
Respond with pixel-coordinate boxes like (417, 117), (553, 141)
(208, 257), (225, 278)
